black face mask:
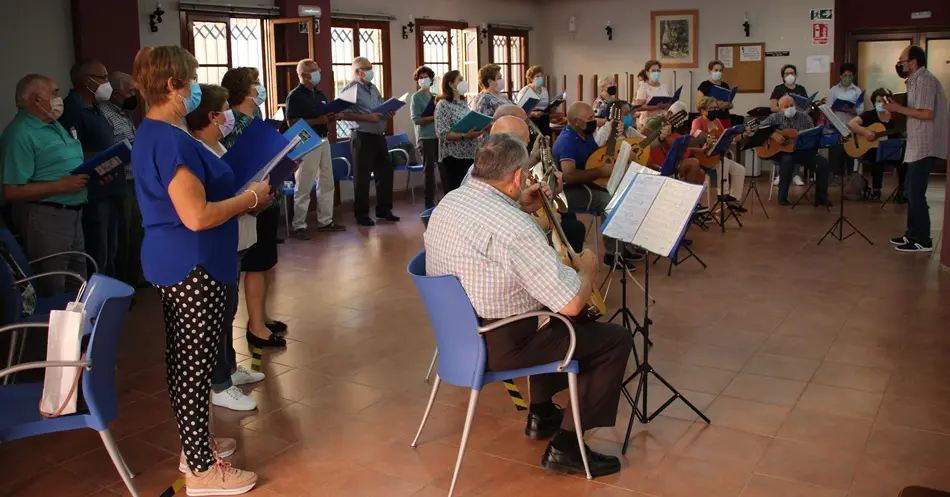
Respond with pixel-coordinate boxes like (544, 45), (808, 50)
(583, 119), (597, 135)
(895, 62), (910, 79)
(121, 95), (138, 111)
(606, 86), (618, 97)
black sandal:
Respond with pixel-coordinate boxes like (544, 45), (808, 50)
(246, 330), (286, 348)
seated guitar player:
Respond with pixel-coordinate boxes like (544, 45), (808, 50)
(639, 102), (708, 188)
(691, 96), (747, 212)
(760, 96), (831, 206)
(553, 102), (643, 269)
(847, 88), (906, 202)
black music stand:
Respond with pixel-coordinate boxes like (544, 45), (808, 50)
(790, 127), (830, 211)
(705, 124), (746, 232)
(878, 138), (907, 208)
(815, 105), (872, 245)
(738, 125), (774, 219)
(655, 135), (707, 274)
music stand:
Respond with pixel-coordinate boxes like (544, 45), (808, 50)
(705, 124), (746, 232)
(790, 126), (829, 210)
(738, 125), (774, 218)
(816, 105), (872, 246)
(878, 138), (907, 208)
(656, 135), (707, 273)
(599, 175), (711, 455)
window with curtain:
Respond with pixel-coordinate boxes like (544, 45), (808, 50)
(330, 19), (391, 139)
(488, 29), (529, 100)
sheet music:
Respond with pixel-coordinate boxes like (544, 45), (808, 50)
(605, 162), (648, 214)
(818, 104), (852, 137)
(339, 84), (358, 103)
(633, 180), (704, 257)
(517, 88), (540, 107)
(602, 174), (665, 242)
(605, 142), (633, 196)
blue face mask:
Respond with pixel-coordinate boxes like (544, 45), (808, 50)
(875, 103), (886, 113)
(252, 84), (266, 105)
(623, 114), (633, 128)
(180, 81), (202, 114)
(310, 71), (321, 86)
(650, 71), (661, 82)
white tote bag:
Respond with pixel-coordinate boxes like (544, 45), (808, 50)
(39, 299), (87, 417)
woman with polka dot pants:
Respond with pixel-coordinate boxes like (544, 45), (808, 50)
(130, 46), (273, 495)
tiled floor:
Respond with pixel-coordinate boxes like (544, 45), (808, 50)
(3, 178), (949, 497)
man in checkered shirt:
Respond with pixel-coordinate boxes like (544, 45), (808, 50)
(883, 45), (949, 252)
(424, 133), (631, 478)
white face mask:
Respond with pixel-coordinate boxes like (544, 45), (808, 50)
(45, 96), (65, 120)
(91, 79), (113, 102)
(783, 106), (797, 118)
(495, 78), (506, 92)
(784, 74), (796, 85)
(419, 77), (431, 89)
(455, 80), (469, 95)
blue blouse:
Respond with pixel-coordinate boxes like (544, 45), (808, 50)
(132, 118), (239, 286)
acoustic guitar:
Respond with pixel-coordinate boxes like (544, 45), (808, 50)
(585, 110), (689, 185)
(694, 119), (758, 168)
(755, 129), (799, 159)
(583, 106), (624, 187)
(843, 122), (904, 158)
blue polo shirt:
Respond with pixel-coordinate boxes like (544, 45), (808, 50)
(59, 89), (126, 198)
(132, 118), (239, 286)
(552, 124), (598, 171)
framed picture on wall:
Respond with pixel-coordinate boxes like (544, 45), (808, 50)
(651, 10), (699, 68)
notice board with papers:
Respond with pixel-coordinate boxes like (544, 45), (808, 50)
(713, 42), (765, 93)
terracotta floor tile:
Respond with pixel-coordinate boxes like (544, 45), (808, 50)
(755, 438), (862, 491)
(875, 395), (950, 435)
(678, 343), (755, 372)
(643, 359), (739, 395)
(741, 353), (822, 382)
(671, 424), (772, 468)
(640, 455), (754, 497)
(759, 335), (835, 360)
(704, 396), (792, 436)
(810, 361), (891, 393)
(795, 383), (883, 420)
(849, 455), (920, 497)
(739, 474), (846, 497)
(1, 466), (104, 497)
(722, 373), (808, 407)
(775, 407), (872, 451)
(60, 436), (174, 487)
(865, 424), (950, 468)
(824, 341), (901, 371)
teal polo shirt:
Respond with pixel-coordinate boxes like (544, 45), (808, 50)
(0, 110), (87, 205)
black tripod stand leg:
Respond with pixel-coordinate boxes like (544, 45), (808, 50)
(740, 180), (771, 219)
(646, 367), (711, 423)
(792, 182), (817, 209)
(880, 187), (899, 209)
(844, 217), (874, 245)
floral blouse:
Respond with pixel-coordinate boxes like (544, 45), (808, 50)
(470, 91), (510, 118)
(435, 98), (479, 161)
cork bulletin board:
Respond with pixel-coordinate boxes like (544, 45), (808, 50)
(713, 42), (765, 93)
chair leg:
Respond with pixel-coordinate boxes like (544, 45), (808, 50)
(448, 389), (480, 497)
(768, 164), (775, 201)
(567, 373), (592, 480)
(406, 171), (415, 206)
(4, 331), (18, 385)
(424, 348), (438, 383)
(99, 429), (139, 497)
(411, 375), (441, 447)
(284, 195), (291, 237)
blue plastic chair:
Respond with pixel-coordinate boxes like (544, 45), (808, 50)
(0, 228), (98, 279)
(418, 207), (437, 383)
(331, 141), (353, 182)
(407, 251), (590, 496)
(0, 275), (138, 496)
(420, 206), (435, 229)
(387, 133), (425, 205)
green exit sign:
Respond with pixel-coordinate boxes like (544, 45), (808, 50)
(810, 8), (833, 20)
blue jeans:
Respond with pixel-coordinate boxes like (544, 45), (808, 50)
(774, 151), (829, 203)
(904, 157), (934, 244)
(211, 254), (243, 391)
(81, 196), (120, 276)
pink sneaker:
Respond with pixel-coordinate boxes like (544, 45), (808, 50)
(179, 438), (237, 473)
(185, 459), (257, 496)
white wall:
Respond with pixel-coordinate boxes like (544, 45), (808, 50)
(536, 0), (836, 112)
(0, 0), (74, 125)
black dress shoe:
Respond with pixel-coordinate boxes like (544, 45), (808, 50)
(245, 330), (286, 348)
(524, 405), (563, 440)
(376, 211), (400, 222)
(356, 216), (376, 227)
(541, 441), (621, 478)
(265, 320), (288, 336)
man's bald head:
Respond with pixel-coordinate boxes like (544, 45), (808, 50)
(493, 104), (527, 122)
(778, 95), (795, 110)
(490, 115), (530, 144)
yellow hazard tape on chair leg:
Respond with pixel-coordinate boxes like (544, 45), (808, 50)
(159, 478), (186, 497)
(503, 380), (528, 411)
(250, 346), (263, 373)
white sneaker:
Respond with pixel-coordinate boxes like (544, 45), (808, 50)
(772, 175), (780, 186)
(792, 175), (804, 186)
(230, 366), (264, 386)
(211, 386), (258, 412)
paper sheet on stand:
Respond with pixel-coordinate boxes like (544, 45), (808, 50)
(634, 180), (704, 256)
(602, 174), (665, 243)
(605, 142), (633, 196)
(605, 163), (656, 215)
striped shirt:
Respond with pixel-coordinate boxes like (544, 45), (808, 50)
(904, 67), (948, 162)
(424, 176), (581, 319)
(97, 101), (136, 180)
(759, 109), (815, 132)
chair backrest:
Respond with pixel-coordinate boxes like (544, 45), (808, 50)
(407, 251), (486, 389)
(420, 207), (435, 228)
(81, 276), (134, 428)
(386, 133), (410, 149)
(77, 274), (113, 336)
(0, 229), (32, 277)
(330, 141), (352, 180)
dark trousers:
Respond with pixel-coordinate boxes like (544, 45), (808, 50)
(563, 184), (622, 255)
(559, 213), (587, 253)
(829, 145), (853, 176)
(904, 157), (934, 243)
(211, 253), (244, 391)
(441, 156), (473, 195)
(82, 196), (120, 277)
(774, 150), (829, 203)
(115, 184), (144, 286)
(418, 139), (442, 208)
(351, 131), (394, 218)
(483, 317), (632, 431)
